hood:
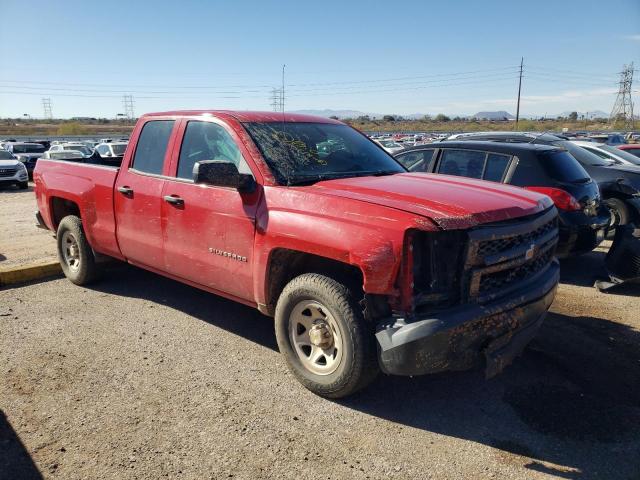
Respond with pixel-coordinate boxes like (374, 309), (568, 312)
(0, 159), (21, 168)
(14, 152), (43, 160)
(310, 173), (553, 229)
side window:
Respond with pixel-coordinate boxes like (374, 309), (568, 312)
(438, 149), (486, 179)
(131, 120), (175, 175)
(177, 121), (247, 180)
(483, 153), (511, 182)
(396, 149), (435, 172)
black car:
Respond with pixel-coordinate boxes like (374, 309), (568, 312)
(395, 141), (610, 257)
(448, 132), (640, 227)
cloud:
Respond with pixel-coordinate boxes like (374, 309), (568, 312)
(624, 34), (640, 41)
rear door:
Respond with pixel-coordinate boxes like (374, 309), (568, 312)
(433, 148), (513, 182)
(114, 119), (177, 267)
(161, 118), (259, 301)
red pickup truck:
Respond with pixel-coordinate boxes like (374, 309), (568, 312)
(34, 111), (560, 398)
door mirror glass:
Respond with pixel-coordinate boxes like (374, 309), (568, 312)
(193, 160), (255, 192)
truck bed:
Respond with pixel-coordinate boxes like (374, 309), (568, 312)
(34, 159), (123, 259)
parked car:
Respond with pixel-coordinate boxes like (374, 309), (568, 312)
(447, 132), (640, 228)
(374, 139), (404, 154)
(95, 142), (128, 158)
(571, 140), (640, 166)
(4, 142), (46, 178)
(587, 133), (626, 145)
(618, 144), (640, 159)
(42, 150), (86, 161)
(0, 149), (29, 189)
(34, 111), (560, 398)
(48, 143), (94, 158)
(395, 141), (610, 257)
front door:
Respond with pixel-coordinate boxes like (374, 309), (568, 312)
(161, 119), (259, 301)
(114, 119), (176, 267)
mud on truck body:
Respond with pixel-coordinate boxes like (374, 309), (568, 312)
(34, 111), (559, 398)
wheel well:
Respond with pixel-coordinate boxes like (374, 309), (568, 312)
(50, 197), (80, 229)
(265, 248), (364, 315)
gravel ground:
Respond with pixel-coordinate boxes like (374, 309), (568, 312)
(0, 183), (57, 270)
(1, 246), (639, 479)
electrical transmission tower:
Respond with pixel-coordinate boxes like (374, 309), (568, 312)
(42, 98), (53, 119)
(122, 94), (135, 120)
(270, 88), (282, 112)
(609, 63), (635, 129)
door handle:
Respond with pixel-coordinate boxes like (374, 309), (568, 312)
(117, 186), (133, 195)
(164, 195), (184, 206)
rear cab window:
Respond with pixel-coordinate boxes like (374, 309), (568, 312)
(131, 120), (175, 175)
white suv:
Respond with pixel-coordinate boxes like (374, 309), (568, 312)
(0, 150), (29, 189)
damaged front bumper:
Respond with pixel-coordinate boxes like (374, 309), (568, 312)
(375, 260), (559, 377)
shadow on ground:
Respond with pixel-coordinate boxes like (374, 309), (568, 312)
(0, 410), (42, 480)
(88, 263), (640, 479)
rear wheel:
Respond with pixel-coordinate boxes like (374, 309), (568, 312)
(56, 215), (101, 285)
(274, 273), (378, 398)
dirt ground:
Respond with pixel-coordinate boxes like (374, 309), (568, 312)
(0, 183), (57, 270)
(0, 191), (639, 479)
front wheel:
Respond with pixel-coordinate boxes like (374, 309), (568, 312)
(274, 273), (379, 398)
(56, 215), (101, 285)
(18, 181), (28, 189)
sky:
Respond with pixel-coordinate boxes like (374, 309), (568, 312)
(0, 0), (639, 119)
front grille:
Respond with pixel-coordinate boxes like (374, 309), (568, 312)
(478, 249), (554, 294)
(0, 168), (17, 177)
(465, 208), (559, 303)
(476, 219), (556, 257)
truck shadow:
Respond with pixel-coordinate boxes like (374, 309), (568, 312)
(340, 311), (640, 479)
(0, 410), (43, 480)
(94, 264), (277, 351)
(90, 264), (640, 479)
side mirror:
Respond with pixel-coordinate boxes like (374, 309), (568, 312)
(193, 160), (256, 192)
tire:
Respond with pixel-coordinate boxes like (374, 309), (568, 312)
(607, 198), (631, 227)
(56, 215), (101, 285)
(274, 273), (379, 398)
(18, 181), (28, 189)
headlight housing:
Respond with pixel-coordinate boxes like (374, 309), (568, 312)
(408, 229), (468, 312)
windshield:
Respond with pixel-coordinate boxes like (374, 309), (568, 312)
(111, 144), (127, 155)
(540, 151), (590, 183)
(63, 145), (92, 155)
(243, 122), (405, 185)
(599, 144), (640, 165)
(12, 144), (45, 154)
(51, 151), (83, 159)
(0, 151), (14, 159)
(555, 141), (611, 166)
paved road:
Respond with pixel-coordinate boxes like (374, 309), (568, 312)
(1, 252), (639, 479)
(0, 183), (57, 269)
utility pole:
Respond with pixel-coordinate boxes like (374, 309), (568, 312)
(515, 57), (523, 130)
(122, 94), (135, 120)
(42, 98), (53, 120)
(609, 63), (635, 130)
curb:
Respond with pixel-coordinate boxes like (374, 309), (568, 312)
(0, 261), (62, 287)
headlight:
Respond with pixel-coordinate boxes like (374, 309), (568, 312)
(17, 162), (27, 171)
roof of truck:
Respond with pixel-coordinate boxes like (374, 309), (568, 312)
(143, 110), (343, 124)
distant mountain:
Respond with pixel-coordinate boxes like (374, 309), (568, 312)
(291, 109), (381, 119)
(472, 111), (515, 120)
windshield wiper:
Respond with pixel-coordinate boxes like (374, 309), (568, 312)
(286, 170), (399, 186)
